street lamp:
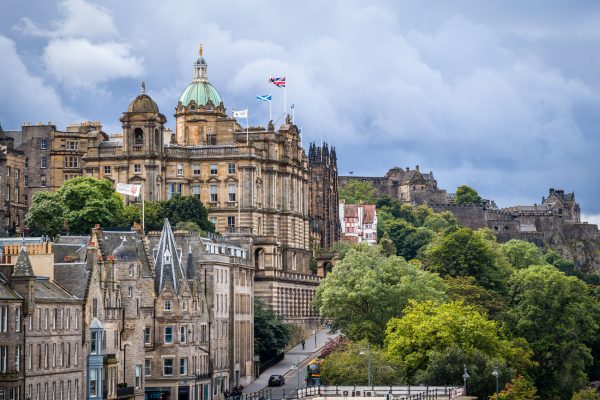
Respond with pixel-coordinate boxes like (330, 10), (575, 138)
(462, 364), (469, 396)
(293, 358), (301, 399)
(491, 363), (500, 400)
(359, 343), (372, 387)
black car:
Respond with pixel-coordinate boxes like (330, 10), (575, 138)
(268, 375), (285, 387)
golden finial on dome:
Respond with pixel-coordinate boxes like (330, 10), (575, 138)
(199, 44), (203, 58)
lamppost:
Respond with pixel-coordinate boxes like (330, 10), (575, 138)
(492, 364), (500, 400)
(293, 358), (301, 399)
(462, 365), (469, 396)
(359, 343), (372, 386)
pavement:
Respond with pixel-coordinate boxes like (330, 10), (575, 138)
(245, 327), (339, 394)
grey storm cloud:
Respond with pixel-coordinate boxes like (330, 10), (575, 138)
(1, 0), (600, 216)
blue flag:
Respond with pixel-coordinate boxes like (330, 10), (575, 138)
(256, 95), (272, 102)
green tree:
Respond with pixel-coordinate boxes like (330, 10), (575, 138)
(386, 301), (534, 396)
(455, 185), (482, 205)
(175, 221), (205, 234)
(122, 201), (166, 232)
(339, 179), (377, 204)
(424, 228), (511, 293)
(493, 375), (538, 400)
(379, 231), (397, 257)
(508, 265), (600, 399)
(161, 196), (215, 233)
(24, 191), (66, 237)
(443, 276), (507, 320)
(422, 211), (459, 233)
(500, 240), (545, 269)
(314, 245), (446, 344)
(25, 177), (125, 236)
(572, 388), (600, 400)
(320, 340), (405, 385)
(254, 299), (291, 364)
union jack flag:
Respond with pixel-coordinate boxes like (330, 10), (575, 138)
(269, 76), (286, 88)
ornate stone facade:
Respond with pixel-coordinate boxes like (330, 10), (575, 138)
(4, 50), (320, 323)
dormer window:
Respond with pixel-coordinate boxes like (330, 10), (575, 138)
(164, 249), (172, 264)
(164, 300), (172, 311)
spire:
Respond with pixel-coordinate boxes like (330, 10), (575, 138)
(154, 219), (185, 294)
(13, 246), (34, 277)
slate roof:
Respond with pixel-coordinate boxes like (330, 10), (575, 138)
(99, 231), (153, 277)
(0, 274), (21, 300)
(53, 262), (90, 299)
(53, 243), (86, 263)
(153, 219), (185, 294)
(35, 278), (78, 302)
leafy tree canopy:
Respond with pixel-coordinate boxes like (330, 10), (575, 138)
(572, 388), (600, 400)
(443, 276), (508, 320)
(25, 177), (124, 236)
(508, 265), (600, 399)
(314, 245), (446, 344)
(320, 340), (405, 386)
(339, 179), (377, 204)
(386, 300), (534, 396)
(423, 227), (512, 294)
(500, 240), (545, 269)
(493, 375), (538, 400)
(254, 299), (291, 363)
(24, 191), (67, 237)
(455, 185), (482, 205)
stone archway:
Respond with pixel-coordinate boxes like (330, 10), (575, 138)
(254, 248), (265, 270)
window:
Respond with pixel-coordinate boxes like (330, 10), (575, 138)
(177, 163), (184, 176)
(227, 216), (236, 228)
(144, 327), (151, 345)
(66, 309), (70, 330)
(40, 139), (47, 150)
(179, 358), (188, 376)
(207, 134), (216, 145)
(66, 141), (78, 151)
(192, 185), (200, 199)
(90, 331), (98, 354)
(4, 185), (8, 202)
(63, 156), (79, 168)
(104, 166), (111, 174)
(0, 346), (7, 372)
(164, 326), (173, 344)
(180, 326), (187, 344)
(44, 343), (48, 368)
(182, 300), (188, 312)
(228, 163), (236, 174)
(15, 169), (19, 179)
(144, 359), (152, 376)
(41, 177), (46, 187)
(135, 365), (142, 389)
(210, 164), (218, 175)
(134, 128), (144, 144)
(25, 158), (28, 169)
(210, 185), (218, 202)
(192, 164), (201, 175)
(24, 176), (29, 187)
(92, 298), (97, 318)
(27, 344), (32, 370)
(163, 358), (174, 376)
(167, 183), (182, 199)
(228, 184), (236, 202)
(134, 164), (141, 174)
(164, 300), (172, 311)
(0, 306), (7, 332)
(89, 369), (97, 396)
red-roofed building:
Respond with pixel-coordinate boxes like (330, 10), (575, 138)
(339, 201), (378, 245)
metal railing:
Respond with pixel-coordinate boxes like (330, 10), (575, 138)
(238, 386), (460, 400)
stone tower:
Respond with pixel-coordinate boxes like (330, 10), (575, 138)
(308, 142), (340, 250)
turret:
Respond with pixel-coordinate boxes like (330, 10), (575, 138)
(11, 246), (36, 316)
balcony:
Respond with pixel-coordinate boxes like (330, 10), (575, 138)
(116, 385), (135, 398)
(164, 146), (239, 159)
(132, 144), (143, 152)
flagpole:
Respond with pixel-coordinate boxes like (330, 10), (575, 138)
(291, 105), (295, 124)
(246, 116), (249, 145)
(142, 189), (145, 233)
(269, 101), (272, 123)
(284, 86), (287, 118)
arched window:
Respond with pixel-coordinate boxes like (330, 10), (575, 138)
(154, 129), (160, 147)
(134, 128), (144, 144)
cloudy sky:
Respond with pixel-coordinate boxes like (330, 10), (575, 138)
(1, 0), (600, 220)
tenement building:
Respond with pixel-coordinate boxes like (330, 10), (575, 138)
(3, 49), (319, 323)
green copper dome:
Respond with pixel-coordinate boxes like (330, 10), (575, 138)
(179, 80), (222, 107)
(179, 56), (223, 107)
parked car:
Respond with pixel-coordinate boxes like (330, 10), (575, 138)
(268, 375), (285, 387)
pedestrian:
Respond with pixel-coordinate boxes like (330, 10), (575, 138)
(301, 339), (305, 349)
(224, 389), (230, 400)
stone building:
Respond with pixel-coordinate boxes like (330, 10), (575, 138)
(339, 166), (448, 205)
(308, 142), (340, 250)
(0, 241), (85, 400)
(4, 49), (319, 323)
(0, 125), (27, 234)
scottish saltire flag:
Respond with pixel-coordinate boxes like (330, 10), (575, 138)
(269, 77), (286, 88)
(256, 95), (272, 102)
